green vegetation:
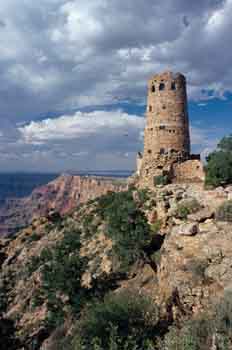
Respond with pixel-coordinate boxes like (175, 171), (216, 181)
(26, 189), (154, 332)
(151, 250), (162, 267)
(0, 280), (19, 350)
(41, 231), (86, 328)
(183, 259), (209, 283)
(162, 292), (232, 349)
(205, 135), (232, 188)
(27, 232), (40, 243)
(163, 320), (210, 350)
(0, 282), (7, 314)
(5, 184), (232, 349)
(72, 290), (159, 350)
(94, 190), (151, 272)
(150, 220), (162, 235)
(27, 229), (85, 328)
(136, 188), (150, 204)
(214, 292), (232, 340)
(216, 200), (232, 222)
(176, 198), (201, 219)
(154, 175), (169, 186)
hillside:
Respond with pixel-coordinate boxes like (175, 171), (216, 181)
(0, 175), (126, 236)
(1, 183), (232, 349)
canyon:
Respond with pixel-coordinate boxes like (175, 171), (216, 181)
(0, 174), (126, 236)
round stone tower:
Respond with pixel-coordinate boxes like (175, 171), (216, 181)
(139, 71), (191, 186)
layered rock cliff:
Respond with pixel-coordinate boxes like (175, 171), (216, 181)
(0, 175), (126, 236)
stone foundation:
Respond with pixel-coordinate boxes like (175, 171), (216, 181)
(172, 159), (205, 183)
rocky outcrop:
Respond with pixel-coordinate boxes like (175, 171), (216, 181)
(1, 183), (232, 348)
(0, 175), (126, 236)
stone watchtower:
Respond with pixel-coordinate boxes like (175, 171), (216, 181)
(138, 71), (204, 187)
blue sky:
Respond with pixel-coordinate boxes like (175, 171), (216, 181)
(0, 0), (231, 172)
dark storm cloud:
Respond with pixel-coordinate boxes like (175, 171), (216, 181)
(0, 0), (229, 119)
(0, 0), (230, 171)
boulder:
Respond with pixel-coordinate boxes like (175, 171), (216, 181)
(188, 207), (215, 222)
(172, 222), (199, 236)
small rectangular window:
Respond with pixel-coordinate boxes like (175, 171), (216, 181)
(171, 82), (176, 90)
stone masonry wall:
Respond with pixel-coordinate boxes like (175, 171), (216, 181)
(138, 71), (205, 188)
(173, 160), (205, 183)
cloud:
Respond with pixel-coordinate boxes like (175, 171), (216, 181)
(197, 103), (207, 107)
(0, 0), (230, 121)
(19, 110), (144, 144)
(0, 0), (230, 171)
(190, 125), (221, 159)
(14, 110), (144, 171)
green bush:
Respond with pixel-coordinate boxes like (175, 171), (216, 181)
(26, 229), (87, 330)
(31, 292), (44, 309)
(94, 190), (151, 272)
(72, 290), (159, 350)
(216, 200), (232, 222)
(151, 250), (162, 267)
(183, 259), (208, 281)
(162, 292), (232, 350)
(0, 282), (7, 315)
(27, 232), (40, 243)
(214, 292), (232, 337)
(150, 220), (162, 235)
(154, 175), (169, 186)
(176, 199), (201, 219)
(0, 318), (20, 350)
(40, 230), (87, 319)
(205, 135), (232, 188)
(163, 320), (210, 350)
(137, 189), (150, 204)
(25, 191), (153, 337)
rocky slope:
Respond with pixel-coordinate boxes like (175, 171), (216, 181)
(1, 183), (232, 349)
(0, 174), (126, 236)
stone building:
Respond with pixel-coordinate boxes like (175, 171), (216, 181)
(138, 71), (204, 187)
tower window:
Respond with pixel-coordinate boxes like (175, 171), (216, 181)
(148, 149), (152, 154)
(159, 125), (165, 130)
(151, 85), (155, 93)
(171, 82), (176, 90)
(149, 105), (152, 112)
(162, 105), (166, 109)
(159, 83), (165, 91)
(160, 148), (165, 155)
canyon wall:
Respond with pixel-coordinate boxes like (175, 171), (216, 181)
(0, 175), (127, 236)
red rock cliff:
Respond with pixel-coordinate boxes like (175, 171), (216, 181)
(0, 175), (127, 236)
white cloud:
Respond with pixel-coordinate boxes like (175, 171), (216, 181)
(0, 0), (230, 121)
(19, 110), (144, 144)
(0, 0), (230, 171)
(190, 125), (220, 159)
